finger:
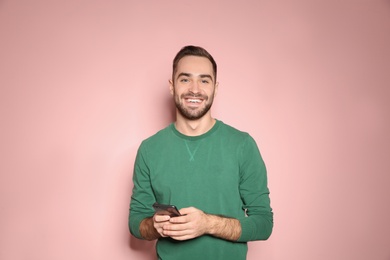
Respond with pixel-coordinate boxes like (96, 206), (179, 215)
(154, 223), (170, 237)
(163, 222), (188, 231)
(166, 230), (196, 241)
(162, 228), (189, 238)
(178, 207), (197, 215)
(169, 215), (187, 223)
(162, 224), (200, 241)
(154, 215), (171, 222)
(158, 229), (168, 238)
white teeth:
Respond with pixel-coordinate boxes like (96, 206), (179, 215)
(188, 99), (201, 103)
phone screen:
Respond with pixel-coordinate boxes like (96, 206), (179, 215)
(153, 202), (181, 217)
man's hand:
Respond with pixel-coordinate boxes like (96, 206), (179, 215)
(160, 207), (242, 241)
(159, 207), (209, 240)
(153, 214), (171, 238)
(140, 207), (241, 241)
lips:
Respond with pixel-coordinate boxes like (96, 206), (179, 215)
(182, 94), (206, 106)
(184, 97), (204, 107)
(187, 98), (202, 103)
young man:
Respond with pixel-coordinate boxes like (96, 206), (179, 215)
(129, 45), (273, 259)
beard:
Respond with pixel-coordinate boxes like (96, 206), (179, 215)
(173, 90), (215, 120)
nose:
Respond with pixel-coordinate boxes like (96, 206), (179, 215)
(189, 81), (200, 93)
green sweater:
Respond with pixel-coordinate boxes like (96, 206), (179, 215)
(129, 120), (273, 260)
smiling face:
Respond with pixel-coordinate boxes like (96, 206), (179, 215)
(170, 55), (218, 121)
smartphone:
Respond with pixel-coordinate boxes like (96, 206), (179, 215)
(153, 202), (181, 217)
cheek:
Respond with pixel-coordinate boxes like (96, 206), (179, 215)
(171, 86), (180, 97)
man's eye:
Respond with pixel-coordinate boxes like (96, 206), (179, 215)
(201, 80), (209, 84)
(180, 78), (189, 82)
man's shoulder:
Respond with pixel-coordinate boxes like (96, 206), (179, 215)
(218, 120), (250, 138)
(141, 124), (173, 146)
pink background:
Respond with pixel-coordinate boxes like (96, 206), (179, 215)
(1, 1), (389, 259)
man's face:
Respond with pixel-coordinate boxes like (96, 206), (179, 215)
(169, 55), (218, 120)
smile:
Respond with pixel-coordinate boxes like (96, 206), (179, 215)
(187, 99), (202, 103)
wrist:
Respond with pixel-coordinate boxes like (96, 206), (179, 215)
(204, 214), (219, 236)
(140, 217), (161, 240)
(204, 214), (242, 241)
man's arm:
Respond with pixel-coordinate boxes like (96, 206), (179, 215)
(139, 217), (161, 241)
(138, 207), (241, 241)
(139, 214), (176, 241)
(205, 214), (242, 241)
(235, 135), (273, 242)
(162, 207), (242, 241)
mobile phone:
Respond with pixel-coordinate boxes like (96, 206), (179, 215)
(153, 202), (181, 217)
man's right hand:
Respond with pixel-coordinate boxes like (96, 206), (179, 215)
(153, 214), (171, 238)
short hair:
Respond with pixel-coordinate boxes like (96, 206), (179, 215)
(172, 45), (217, 82)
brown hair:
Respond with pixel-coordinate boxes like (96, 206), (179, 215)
(172, 45), (217, 83)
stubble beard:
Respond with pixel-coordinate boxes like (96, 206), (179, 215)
(173, 90), (215, 120)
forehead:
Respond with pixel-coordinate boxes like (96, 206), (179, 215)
(175, 55), (214, 78)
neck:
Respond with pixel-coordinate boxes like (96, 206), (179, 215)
(174, 113), (216, 136)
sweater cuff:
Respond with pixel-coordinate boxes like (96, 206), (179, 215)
(129, 214), (146, 239)
(237, 217), (255, 242)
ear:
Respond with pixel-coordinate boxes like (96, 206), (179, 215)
(169, 79), (174, 96)
(214, 81), (219, 97)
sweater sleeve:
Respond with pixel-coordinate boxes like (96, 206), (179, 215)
(128, 143), (156, 239)
(236, 135), (273, 242)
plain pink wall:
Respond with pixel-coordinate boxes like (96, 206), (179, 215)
(1, 1), (389, 259)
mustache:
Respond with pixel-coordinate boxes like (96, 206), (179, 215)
(181, 92), (208, 100)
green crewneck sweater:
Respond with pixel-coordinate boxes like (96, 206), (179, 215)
(129, 120), (273, 260)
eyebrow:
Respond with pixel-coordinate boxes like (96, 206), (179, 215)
(177, 72), (214, 82)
